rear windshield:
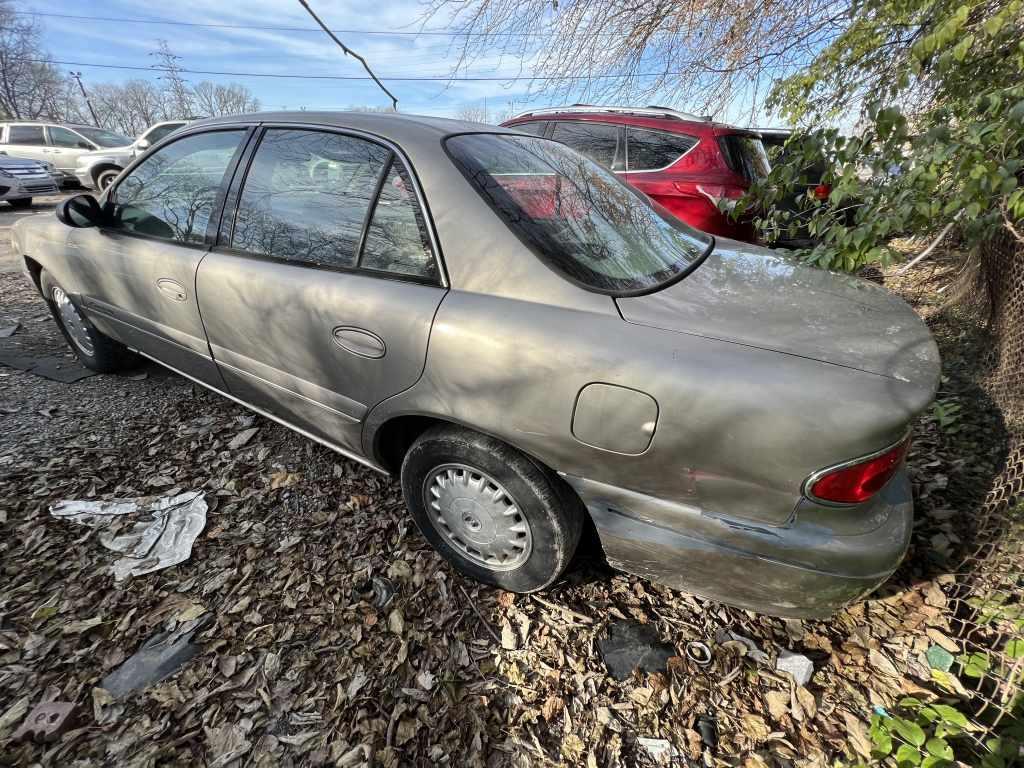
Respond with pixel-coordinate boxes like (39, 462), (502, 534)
(75, 126), (133, 147)
(718, 133), (771, 181)
(445, 133), (712, 295)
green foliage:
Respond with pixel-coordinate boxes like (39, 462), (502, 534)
(736, 0), (1024, 271)
(929, 398), (963, 433)
(864, 698), (970, 766)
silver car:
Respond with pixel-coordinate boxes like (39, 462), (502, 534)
(75, 120), (191, 191)
(11, 113), (939, 617)
(0, 122), (134, 184)
(0, 155), (59, 207)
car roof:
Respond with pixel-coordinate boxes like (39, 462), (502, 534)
(501, 107), (747, 135)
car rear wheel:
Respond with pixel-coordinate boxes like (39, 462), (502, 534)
(96, 168), (121, 190)
(40, 271), (137, 373)
(401, 424), (584, 592)
(8, 198), (32, 209)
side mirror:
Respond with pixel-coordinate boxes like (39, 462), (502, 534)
(77, 141), (93, 150)
(56, 194), (105, 228)
(135, 138), (150, 151)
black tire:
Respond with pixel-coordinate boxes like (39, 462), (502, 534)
(401, 425), (584, 592)
(96, 168), (121, 190)
(39, 271), (136, 373)
(8, 197), (32, 209)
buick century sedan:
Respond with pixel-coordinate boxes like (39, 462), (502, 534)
(11, 112), (939, 617)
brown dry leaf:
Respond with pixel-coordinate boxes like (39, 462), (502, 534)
(795, 686), (817, 719)
(869, 648), (901, 678)
(841, 711), (873, 759)
(765, 690), (789, 722)
(741, 714), (771, 744)
(541, 695), (564, 721)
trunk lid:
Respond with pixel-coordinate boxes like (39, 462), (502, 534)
(616, 239), (940, 385)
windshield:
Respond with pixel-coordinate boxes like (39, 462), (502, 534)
(445, 133), (712, 294)
(75, 126), (133, 148)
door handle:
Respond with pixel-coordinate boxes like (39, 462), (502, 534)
(332, 326), (386, 359)
(156, 278), (187, 302)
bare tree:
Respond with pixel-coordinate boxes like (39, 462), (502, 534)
(0, 1), (69, 119)
(421, 0), (847, 121)
(193, 81), (261, 117)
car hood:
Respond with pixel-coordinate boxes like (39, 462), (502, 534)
(616, 238), (940, 385)
(0, 155), (47, 169)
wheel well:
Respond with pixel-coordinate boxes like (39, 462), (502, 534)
(23, 256), (43, 293)
(373, 415), (446, 475)
(91, 163), (121, 183)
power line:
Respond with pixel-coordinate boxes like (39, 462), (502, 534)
(13, 10), (549, 37)
(15, 57), (683, 83)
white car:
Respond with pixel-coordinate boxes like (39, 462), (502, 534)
(74, 120), (191, 190)
(0, 155), (59, 207)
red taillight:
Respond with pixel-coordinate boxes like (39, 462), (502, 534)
(812, 183), (831, 201)
(807, 437), (910, 504)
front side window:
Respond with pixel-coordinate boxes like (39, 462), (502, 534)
(627, 128), (698, 171)
(446, 133), (712, 295)
(230, 129), (389, 269)
(145, 123), (186, 145)
(9, 126), (46, 146)
(111, 130), (245, 244)
(49, 126), (91, 149)
(360, 160), (436, 279)
(74, 126), (133, 148)
(550, 122), (624, 171)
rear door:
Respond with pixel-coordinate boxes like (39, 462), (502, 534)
(197, 126), (446, 457)
(2, 125), (50, 165)
(68, 127), (251, 387)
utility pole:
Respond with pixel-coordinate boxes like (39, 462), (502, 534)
(70, 71), (100, 127)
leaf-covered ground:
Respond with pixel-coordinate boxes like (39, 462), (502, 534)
(0, 257), (1007, 767)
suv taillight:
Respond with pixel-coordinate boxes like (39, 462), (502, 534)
(806, 436), (910, 504)
(812, 183), (832, 201)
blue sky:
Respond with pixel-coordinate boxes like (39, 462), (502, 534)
(18, 0), (774, 126)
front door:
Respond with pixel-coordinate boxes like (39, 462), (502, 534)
(69, 128), (250, 387)
(46, 126), (96, 175)
(197, 127), (446, 456)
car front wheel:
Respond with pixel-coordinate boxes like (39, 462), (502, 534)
(40, 271), (136, 373)
(96, 168), (121, 190)
(401, 425), (584, 593)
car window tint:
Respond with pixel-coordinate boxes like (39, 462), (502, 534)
(9, 126), (46, 145)
(550, 122), (623, 171)
(360, 160), (436, 280)
(111, 130), (245, 244)
(49, 126), (88, 148)
(718, 134), (772, 181)
(446, 133), (712, 295)
(231, 129), (389, 269)
(627, 128), (698, 171)
(512, 121), (550, 137)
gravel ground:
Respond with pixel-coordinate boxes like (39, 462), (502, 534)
(0, 250), (1008, 767)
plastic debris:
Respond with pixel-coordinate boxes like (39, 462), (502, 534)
(697, 712), (719, 753)
(926, 644), (955, 671)
(353, 576), (396, 609)
(775, 649), (815, 687)
(101, 615), (210, 699)
(50, 491), (207, 580)
(598, 621), (675, 681)
(717, 629), (770, 664)
(0, 349), (95, 382)
(637, 737), (680, 764)
(685, 640), (713, 666)
(12, 701), (76, 743)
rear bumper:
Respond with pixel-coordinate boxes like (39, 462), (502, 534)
(564, 470), (913, 618)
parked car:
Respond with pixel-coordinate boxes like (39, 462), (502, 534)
(0, 154), (60, 208)
(501, 105), (771, 242)
(11, 113), (939, 617)
(75, 120), (191, 190)
(0, 122), (134, 186)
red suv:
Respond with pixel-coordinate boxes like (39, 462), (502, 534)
(501, 106), (771, 242)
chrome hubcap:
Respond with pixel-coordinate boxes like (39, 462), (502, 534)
(51, 286), (94, 356)
(424, 463), (532, 570)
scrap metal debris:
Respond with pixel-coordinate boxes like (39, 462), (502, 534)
(598, 621), (676, 681)
(684, 640), (713, 666)
(101, 615), (210, 699)
(50, 491), (207, 580)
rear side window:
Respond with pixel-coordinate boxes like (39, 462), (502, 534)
(111, 129), (246, 244)
(550, 121), (624, 171)
(146, 123), (186, 144)
(231, 129), (389, 269)
(8, 126), (46, 146)
(511, 121), (550, 137)
(627, 128), (698, 171)
(718, 134), (771, 180)
(360, 160), (436, 280)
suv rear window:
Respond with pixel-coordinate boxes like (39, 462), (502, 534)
(718, 134), (771, 181)
(627, 128), (698, 171)
(445, 133), (711, 295)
